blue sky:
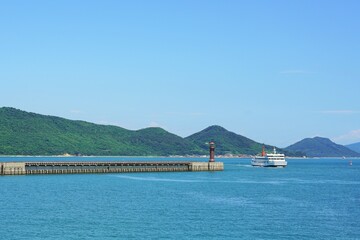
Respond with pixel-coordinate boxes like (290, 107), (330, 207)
(1, 0), (359, 147)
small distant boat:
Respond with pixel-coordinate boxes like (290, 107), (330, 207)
(251, 146), (287, 167)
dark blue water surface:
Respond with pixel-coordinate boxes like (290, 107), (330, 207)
(1, 157), (359, 239)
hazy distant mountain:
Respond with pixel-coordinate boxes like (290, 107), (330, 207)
(185, 125), (293, 156)
(346, 142), (360, 153)
(285, 137), (360, 157)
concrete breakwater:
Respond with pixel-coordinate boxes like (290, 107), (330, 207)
(0, 161), (224, 175)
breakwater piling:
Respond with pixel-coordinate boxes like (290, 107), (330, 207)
(0, 161), (224, 175)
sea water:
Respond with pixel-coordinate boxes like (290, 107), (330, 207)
(0, 157), (359, 239)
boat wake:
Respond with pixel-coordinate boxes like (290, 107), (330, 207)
(236, 164), (253, 168)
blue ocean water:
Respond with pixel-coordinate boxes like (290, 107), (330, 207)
(1, 157), (359, 239)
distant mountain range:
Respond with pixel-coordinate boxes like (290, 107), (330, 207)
(346, 142), (360, 153)
(285, 137), (360, 157)
(0, 107), (359, 157)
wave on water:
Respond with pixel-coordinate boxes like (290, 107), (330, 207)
(111, 174), (360, 185)
(281, 178), (360, 185)
(112, 175), (286, 185)
(182, 191), (260, 207)
(112, 175), (206, 183)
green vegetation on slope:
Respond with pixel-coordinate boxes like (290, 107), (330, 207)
(185, 125), (292, 156)
(0, 107), (300, 156)
(0, 107), (203, 156)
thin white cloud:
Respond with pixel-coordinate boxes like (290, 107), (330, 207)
(320, 110), (360, 114)
(166, 111), (205, 117)
(97, 120), (113, 125)
(70, 109), (82, 114)
(148, 122), (160, 127)
(279, 70), (310, 74)
(332, 129), (360, 144)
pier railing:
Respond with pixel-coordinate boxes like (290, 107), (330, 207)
(0, 161), (224, 175)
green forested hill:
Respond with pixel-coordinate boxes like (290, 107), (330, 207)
(186, 125), (263, 155)
(185, 125), (292, 156)
(0, 107), (203, 156)
(0, 107), (299, 156)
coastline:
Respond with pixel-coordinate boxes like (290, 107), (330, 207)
(1, 155), (359, 159)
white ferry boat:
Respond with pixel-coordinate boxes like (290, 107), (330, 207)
(251, 146), (287, 167)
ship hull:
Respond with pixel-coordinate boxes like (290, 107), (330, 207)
(251, 159), (287, 168)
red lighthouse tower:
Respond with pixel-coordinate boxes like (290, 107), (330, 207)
(209, 141), (215, 162)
